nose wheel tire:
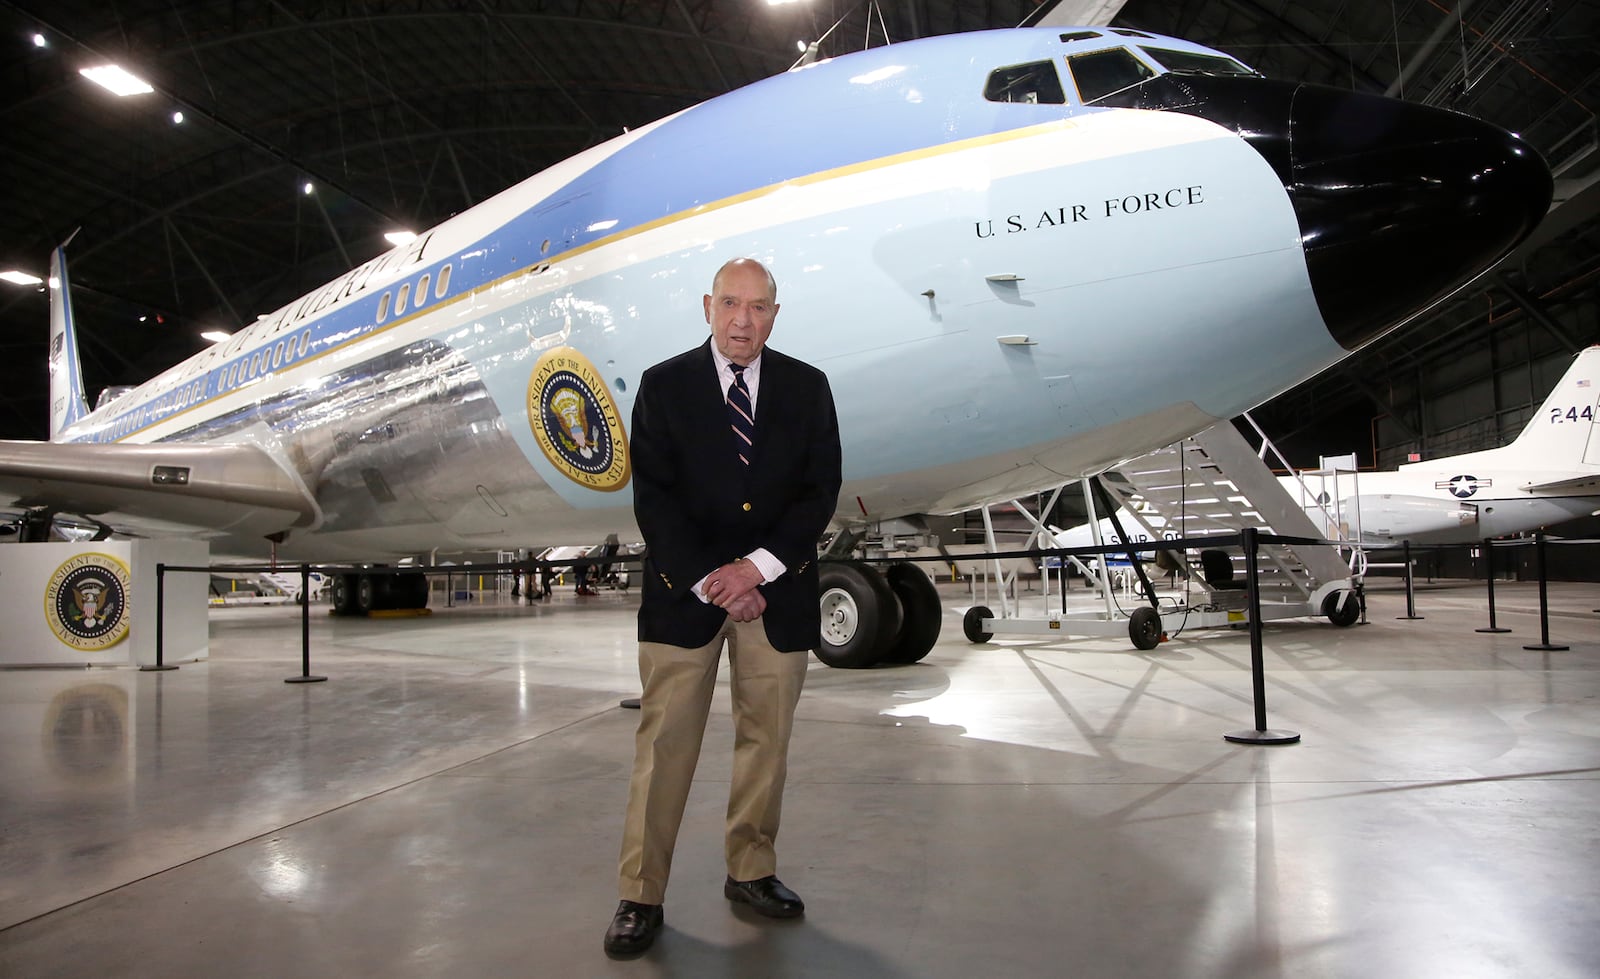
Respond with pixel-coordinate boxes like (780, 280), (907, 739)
(881, 563), (942, 664)
(816, 562), (897, 669)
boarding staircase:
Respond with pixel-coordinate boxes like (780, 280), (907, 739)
(1097, 415), (1358, 610)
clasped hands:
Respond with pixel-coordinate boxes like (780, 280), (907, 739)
(703, 558), (767, 622)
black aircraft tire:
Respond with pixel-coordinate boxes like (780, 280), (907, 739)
(330, 574), (357, 615)
(881, 563), (942, 664)
(1323, 590), (1360, 627)
(354, 574), (376, 614)
(395, 572), (429, 609)
(1129, 606), (1163, 650)
(962, 605), (994, 644)
(816, 562), (897, 669)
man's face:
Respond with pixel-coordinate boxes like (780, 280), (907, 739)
(705, 262), (778, 366)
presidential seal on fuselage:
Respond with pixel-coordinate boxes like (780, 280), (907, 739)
(526, 346), (630, 491)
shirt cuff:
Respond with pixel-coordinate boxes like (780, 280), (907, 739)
(745, 548), (785, 583)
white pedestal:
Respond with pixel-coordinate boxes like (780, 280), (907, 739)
(0, 540), (210, 667)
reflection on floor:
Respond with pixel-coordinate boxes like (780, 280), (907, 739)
(1, 578), (1597, 978)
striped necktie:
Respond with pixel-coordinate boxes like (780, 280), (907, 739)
(727, 363), (755, 466)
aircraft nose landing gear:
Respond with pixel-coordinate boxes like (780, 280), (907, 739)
(815, 561), (942, 669)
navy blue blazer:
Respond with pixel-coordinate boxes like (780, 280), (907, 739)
(631, 339), (842, 651)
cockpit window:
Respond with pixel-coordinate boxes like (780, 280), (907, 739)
(1066, 48), (1157, 103)
(984, 61), (1066, 105)
(1059, 30), (1101, 42)
(1141, 47), (1256, 76)
(1110, 29), (1155, 39)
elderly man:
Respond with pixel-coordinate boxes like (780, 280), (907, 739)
(604, 258), (842, 957)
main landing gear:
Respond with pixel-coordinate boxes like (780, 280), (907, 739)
(328, 570), (430, 615)
(816, 561), (942, 669)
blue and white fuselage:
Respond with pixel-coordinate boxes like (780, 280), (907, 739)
(11, 27), (1551, 560)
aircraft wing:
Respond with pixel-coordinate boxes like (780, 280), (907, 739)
(1521, 474), (1600, 495)
(0, 440), (317, 540)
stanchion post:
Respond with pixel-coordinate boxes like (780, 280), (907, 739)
(1522, 532), (1569, 652)
(1225, 528), (1300, 745)
(287, 563), (328, 683)
(140, 562), (179, 672)
(1397, 540), (1423, 619)
(1476, 538), (1511, 633)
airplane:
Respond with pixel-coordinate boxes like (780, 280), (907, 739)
(1049, 345), (1600, 561)
(0, 25), (1553, 670)
(1284, 344), (1600, 546)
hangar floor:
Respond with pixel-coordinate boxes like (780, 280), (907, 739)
(1, 577), (1597, 978)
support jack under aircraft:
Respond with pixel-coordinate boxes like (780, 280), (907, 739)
(0, 25), (1553, 668)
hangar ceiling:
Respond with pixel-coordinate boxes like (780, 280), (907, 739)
(1, 0), (1597, 464)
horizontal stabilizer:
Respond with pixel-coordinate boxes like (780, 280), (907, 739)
(0, 440), (317, 540)
(1520, 474), (1600, 495)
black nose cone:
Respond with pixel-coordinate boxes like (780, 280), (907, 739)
(1289, 85), (1553, 350)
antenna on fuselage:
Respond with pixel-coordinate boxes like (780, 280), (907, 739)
(786, 2), (874, 72)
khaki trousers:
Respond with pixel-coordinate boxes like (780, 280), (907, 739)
(617, 615), (808, 905)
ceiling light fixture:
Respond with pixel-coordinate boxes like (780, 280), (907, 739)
(80, 64), (155, 97)
(303, 182), (314, 195)
(384, 231), (417, 246)
(32, 33), (47, 48)
(172, 110), (184, 124)
(1, 270), (44, 286)
(200, 330), (232, 343)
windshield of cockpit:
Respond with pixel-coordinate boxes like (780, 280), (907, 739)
(983, 31), (1257, 107)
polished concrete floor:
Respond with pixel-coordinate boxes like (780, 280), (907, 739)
(1, 576), (1597, 978)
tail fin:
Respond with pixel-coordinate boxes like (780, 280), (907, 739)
(1501, 345), (1600, 466)
(48, 235), (91, 440)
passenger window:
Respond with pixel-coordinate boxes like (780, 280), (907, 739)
(397, 283), (411, 316)
(984, 61), (1066, 105)
(377, 292), (391, 323)
(1141, 47), (1256, 76)
(435, 264), (451, 298)
(299, 330), (311, 357)
(1067, 48), (1157, 103)
(249, 352), (262, 377)
(272, 341), (284, 369)
(415, 274), (430, 308)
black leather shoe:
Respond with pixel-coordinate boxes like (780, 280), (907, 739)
(724, 876), (805, 918)
(603, 900), (664, 958)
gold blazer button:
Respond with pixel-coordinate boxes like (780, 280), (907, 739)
(742, 502), (752, 511)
